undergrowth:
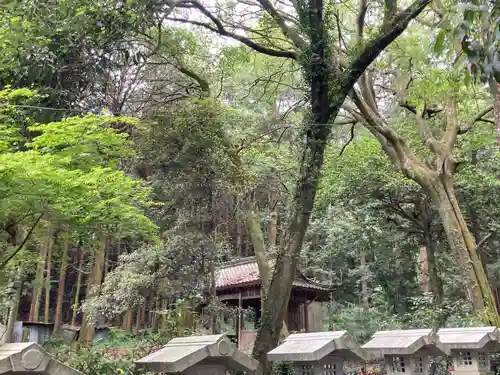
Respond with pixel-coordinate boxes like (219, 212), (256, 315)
(44, 328), (188, 375)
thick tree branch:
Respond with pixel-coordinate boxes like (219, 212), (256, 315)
(441, 98), (459, 151)
(345, 0), (431, 89)
(384, 0), (398, 24)
(176, 64), (211, 96)
(401, 101), (443, 117)
(415, 105), (441, 154)
(458, 105), (494, 134)
(350, 89), (433, 188)
(0, 213), (44, 271)
(255, 0), (306, 49)
(357, 0), (369, 38)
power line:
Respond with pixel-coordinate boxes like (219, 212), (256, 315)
(0, 104), (359, 126)
(0, 104), (98, 113)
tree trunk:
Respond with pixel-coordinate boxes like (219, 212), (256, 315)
(29, 248), (47, 322)
(469, 150), (490, 277)
(247, 210), (289, 338)
(360, 249), (369, 312)
(423, 231), (442, 303)
(209, 262), (220, 334)
(30, 229), (51, 322)
(5, 279), (22, 343)
(152, 297), (161, 331)
(44, 234), (53, 323)
(432, 178), (499, 323)
(79, 235), (106, 343)
(494, 83), (500, 146)
(251, 1), (336, 370)
(123, 310), (133, 331)
(269, 183), (279, 247)
(236, 213), (242, 257)
(104, 248), (109, 280)
(54, 238), (69, 332)
(419, 246), (430, 293)
(134, 307), (143, 333)
(71, 251), (84, 326)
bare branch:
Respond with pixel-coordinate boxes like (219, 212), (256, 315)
(476, 232), (493, 252)
(357, 0), (369, 38)
(338, 123), (357, 156)
(169, 1), (298, 59)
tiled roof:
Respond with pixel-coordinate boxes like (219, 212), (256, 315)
(215, 257), (330, 291)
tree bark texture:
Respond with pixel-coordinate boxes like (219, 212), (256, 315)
(5, 279), (22, 343)
(71, 251), (84, 326)
(247, 210), (289, 338)
(431, 178), (494, 316)
(54, 238), (69, 332)
(44, 235), (53, 324)
(30, 228), (51, 322)
(423, 229), (442, 302)
(29, 247), (47, 322)
(79, 235), (106, 343)
(420, 246), (430, 293)
(122, 310), (134, 331)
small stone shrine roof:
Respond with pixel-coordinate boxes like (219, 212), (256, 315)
(437, 327), (500, 349)
(135, 334), (259, 374)
(0, 342), (85, 375)
(362, 329), (449, 358)
(267, 331), (367, 362)
(216, 257), (330, 292)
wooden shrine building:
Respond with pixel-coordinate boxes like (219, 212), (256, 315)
(215, 257), (331, 353)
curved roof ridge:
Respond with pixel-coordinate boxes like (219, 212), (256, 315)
(215, 256), (332, 292)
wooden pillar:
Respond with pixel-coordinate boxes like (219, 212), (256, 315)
(237, 291), (242, 349)
(303, 292), (309, 332)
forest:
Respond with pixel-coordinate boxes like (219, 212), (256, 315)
(0, 0), (499, 374)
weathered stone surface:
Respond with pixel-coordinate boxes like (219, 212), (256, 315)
(267, 331), (367, 362)
(0, 342), (85, 375)
(362, 329), (449, 357)
(135, 334), (259, 374)
(438, 327), (500, 375)
(437, 327), (500, 349)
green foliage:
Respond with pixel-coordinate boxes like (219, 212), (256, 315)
(88, 235), (208, 319)
(46, 328), (188, 375)
(0, 88), (156, 274)
(1, 0), (500, 365)
(0, 0), (155, 116)
(333, 293), (480, 343)
(29, 115), (136, 169)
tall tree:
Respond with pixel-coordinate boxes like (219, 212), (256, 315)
(164, 0), (431, 369)
(347, 27), (500, 322)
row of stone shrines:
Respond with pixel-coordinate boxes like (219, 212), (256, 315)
(134, 327), (500, 375)
(1, 327), (499, 375)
